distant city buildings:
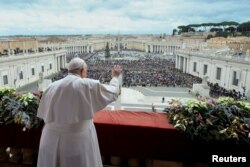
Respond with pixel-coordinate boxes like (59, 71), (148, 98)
(0, 35), (250, 99)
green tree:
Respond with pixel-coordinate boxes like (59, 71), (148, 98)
(188, 24), (200, 31)
(105, 42), (110, 59)
(219, 21), (239, 31)
(172, 29), (177, 36)
(177, 25), (189, 33)
(237, 21), (250, 33)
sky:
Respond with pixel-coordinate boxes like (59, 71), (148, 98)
(0, 0), (249, 35)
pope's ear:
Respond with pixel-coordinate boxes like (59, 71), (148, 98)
(80, 68), (84, 73)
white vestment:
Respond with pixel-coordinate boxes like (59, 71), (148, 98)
(37, 74), (119, 167)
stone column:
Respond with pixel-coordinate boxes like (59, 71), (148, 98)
(178, 56), (182, 69)
(87, 46), (89, 53)
(57, 57), (60, 71)
(185, 57), (188, 73)
(186, 56), (189, 73)
(181, 57), (184, 71)
(61, 56), (63, 69)
(61, 56), (64, 68)
(175, 55), (178, 68)
(182, 57), (185, 72)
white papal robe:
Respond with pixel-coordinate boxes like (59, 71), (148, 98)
(37, 74), (119, 167)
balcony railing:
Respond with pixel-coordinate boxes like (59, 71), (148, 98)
(0, 110), (249, 167)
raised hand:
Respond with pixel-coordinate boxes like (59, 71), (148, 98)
(112, 65), (122, 78)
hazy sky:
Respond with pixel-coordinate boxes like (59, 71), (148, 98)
(0, 0), (249, 35)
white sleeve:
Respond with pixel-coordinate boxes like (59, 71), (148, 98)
(89, 77), (120, 112)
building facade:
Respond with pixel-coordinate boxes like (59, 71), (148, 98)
(40, 35), (207, 57)
(207, 37), (250, 52)
(0, 38), (39, 56)
(3, 35), (249, 94)
(0, 50), (66, 88)
(176, 48), (250, 97)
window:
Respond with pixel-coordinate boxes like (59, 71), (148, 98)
(31, 68), (35, 75)
(41, 65), (44, 72)
(19, 71), (23, 80)
(203, 64), (208, 75)
(193, 62), (197, 72)
(232, 71), (239, 86)
(3, 75), (8, 85)
(50, 63), (52, 69)
(216, 67), (221, 80)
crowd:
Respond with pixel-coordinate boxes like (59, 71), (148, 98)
(86, 53), (202, 87)
(53, 56), (202, 88)
(52, 51), (244, 100)
(209, 82), (243, 100)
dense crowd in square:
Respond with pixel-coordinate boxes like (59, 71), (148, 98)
(53, 51), (244, 100)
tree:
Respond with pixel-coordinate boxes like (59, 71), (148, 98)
(210, 28), (223, 32)
(105, 42), (110, 59)
(172, 29), (177, 36)
(225, 26), (236, 33)
(237, 21), (250, 32)
(177, 25), (189, 33)
(201, 23), (209, 31)
(219, 21), (239, 32)
(176, 21), (241, 35)
(177, 25), (194, 33)
(188, 24), (200, 31)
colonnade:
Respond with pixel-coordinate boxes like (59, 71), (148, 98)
(145, 44), (181, 53)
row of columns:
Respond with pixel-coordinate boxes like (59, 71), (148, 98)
(145, 45), (180, 53)
(42, 45), (94, 54)
(65, 45), (93, 54)
(56, 55), (67, 71)
(176, 55), (189, 73)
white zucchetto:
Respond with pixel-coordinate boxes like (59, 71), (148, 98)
(67, 57), (86, 71)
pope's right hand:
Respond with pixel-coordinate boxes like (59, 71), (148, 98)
(112, 65), (122, 78)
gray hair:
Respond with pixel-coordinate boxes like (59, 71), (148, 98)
(67, 57), (87, 74)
